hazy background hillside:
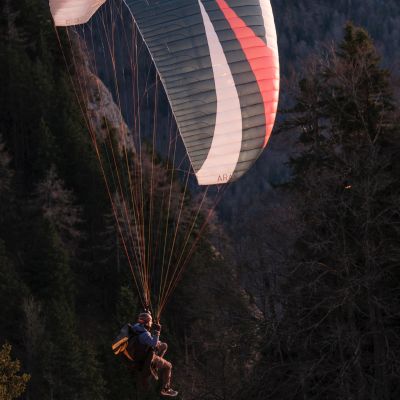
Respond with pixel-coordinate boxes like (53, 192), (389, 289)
(275, 0), (400, 70)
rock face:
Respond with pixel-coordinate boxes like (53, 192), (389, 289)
(72, 33), (135, 155)
(83, 69), (135, 155)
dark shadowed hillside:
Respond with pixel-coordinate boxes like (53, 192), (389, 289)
(1, 1), (399, 400)
(0, 1), (258, 399)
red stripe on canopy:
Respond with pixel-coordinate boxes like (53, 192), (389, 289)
(215, 0), (279, 148)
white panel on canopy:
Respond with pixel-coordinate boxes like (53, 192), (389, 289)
(50, 0), (106, 26)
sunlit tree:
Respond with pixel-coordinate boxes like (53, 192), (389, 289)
(0, 343), (30, 400)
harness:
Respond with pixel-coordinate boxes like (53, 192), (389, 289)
(112, 324), (153, 366)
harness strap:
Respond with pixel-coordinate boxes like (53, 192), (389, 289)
(123, 349), (134, 361)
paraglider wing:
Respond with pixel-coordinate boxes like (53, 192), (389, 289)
(50, 0), (280, 185)
(50, 0), (106, 26)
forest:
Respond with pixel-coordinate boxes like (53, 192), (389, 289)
(0, 0), (399, 399)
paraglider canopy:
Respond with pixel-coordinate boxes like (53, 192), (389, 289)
(50, 0), (280, 318)
(50, 0), (280, 186)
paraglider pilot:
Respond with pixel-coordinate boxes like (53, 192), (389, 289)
(131, 312), (178, 397)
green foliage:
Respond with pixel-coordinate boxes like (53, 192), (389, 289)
(0, 241), (29, 342)
(79, 343), (107, 400)
(115, 286), (139, 326)
(0, 343), (30, 400)
(0, 2), (113, 398)
(24, 219), (74, 305)
(0, 138), (14, 213)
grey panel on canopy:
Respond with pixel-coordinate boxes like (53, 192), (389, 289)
(125, 0), (216, 172)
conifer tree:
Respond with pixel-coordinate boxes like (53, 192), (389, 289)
(0, 138), (15, 234)
(34, 166), (82, 254)
(0, 343), (30, 400)
(241, 22), (400, 400)
(0, 241), (29, 343)
(270, 23), (400, 400)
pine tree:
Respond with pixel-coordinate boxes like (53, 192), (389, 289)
(0, 343), (30, 400)
(269, 23), (400, 400)
(0, 241), (29, 343)
(0, 137), (15, 235)
(34, 166), (82, 254)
